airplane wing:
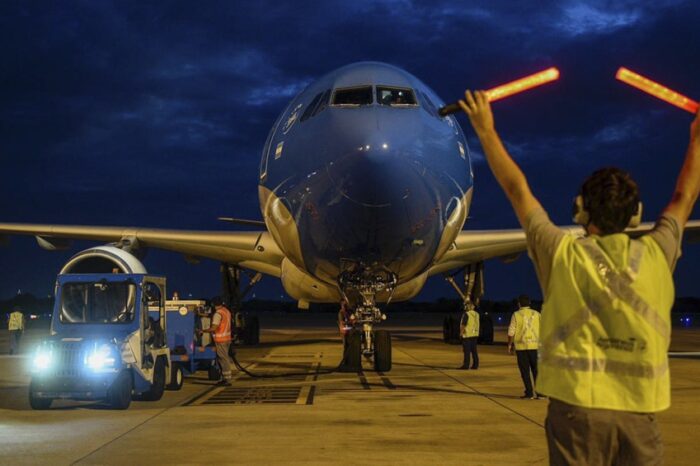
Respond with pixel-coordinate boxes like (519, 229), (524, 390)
(0, 223), (285, 277)
(428, 220), (700, 276)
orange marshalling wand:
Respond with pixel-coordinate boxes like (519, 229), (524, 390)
(438, 67), (560, 116)
(484, 67), (560, 102)
(616, 67), (699, 114)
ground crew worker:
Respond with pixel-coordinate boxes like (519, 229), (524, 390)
(459, 303), (479, 369)
(337, 300), (353, 337)
(199, 296), (235, 386)
(507, 295), (540, 399)
(460, 91), (700, 465)
(8, 306), (24, 355)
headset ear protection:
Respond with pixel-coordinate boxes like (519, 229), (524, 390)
(572, 195), (643, 229)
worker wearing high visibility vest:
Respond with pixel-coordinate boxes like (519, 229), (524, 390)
(199, 296), (235, 386)
(458, 303), (480, 370)
(460, 91), (700, 465)
(8, 306), (24, 355)
(507, 295), (540, 399)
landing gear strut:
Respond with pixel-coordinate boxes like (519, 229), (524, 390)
(221, 263), (262, 345)
(442, 262), (494, 345)
(338, 266), (396, 372)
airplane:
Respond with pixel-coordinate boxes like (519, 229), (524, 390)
(1, 61), (699, 372)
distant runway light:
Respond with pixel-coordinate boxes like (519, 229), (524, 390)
(382, 143), (388, 150)
(438, 67), (560, 116)
(616, 67), (699, 114)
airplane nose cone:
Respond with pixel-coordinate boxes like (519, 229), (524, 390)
(328, 143), (414, 207)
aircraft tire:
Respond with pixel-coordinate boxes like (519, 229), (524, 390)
(107, 370), (132, 410)
(248, 316), (260, 345)
(340, 330), (362, 372)
(166, 363), (184, 391)
(478, 314), (494, 345)
(451, 316), (461, 343)
(28, 381), (52, 410)
(442, 317), (451, 343)
(373, 330), (392, 372)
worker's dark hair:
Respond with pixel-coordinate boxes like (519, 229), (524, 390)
(517, 295), (530, 307)
(580, 167), (640, 235)
(211, 296), (224, 307)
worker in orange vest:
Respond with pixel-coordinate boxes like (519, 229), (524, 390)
(199, 296), (235, 386)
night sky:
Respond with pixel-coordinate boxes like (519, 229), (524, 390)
(1, 1), (699, 303)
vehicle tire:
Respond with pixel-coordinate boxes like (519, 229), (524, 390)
(373, 330), (392, 372)
(208, 364), (221, 381)
(340, 330), (362, 372)
(107, 370), (132, 410)
(28, 381), (52, 410)
(166, 363), (184, 391)
(139, 357), (166, 401)
(248, 316), (260, 345)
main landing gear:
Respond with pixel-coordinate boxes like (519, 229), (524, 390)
(338, 267), (396, 373)
(442, 262), (494, 345)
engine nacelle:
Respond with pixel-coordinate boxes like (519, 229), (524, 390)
(59, 245), (148, 275)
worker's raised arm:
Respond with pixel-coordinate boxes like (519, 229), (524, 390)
(459, 90), (543, 228)
(663, 110), (700, 226)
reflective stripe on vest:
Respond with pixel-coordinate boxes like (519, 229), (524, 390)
(513, 308), (540, 350)
(463, 310), (479, 338)
(537, 234), (673, 412)
(213, 308), (232, 343)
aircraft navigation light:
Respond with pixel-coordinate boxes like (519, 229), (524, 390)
(438, 67), (560, 116)
(616, 67), (699, 114)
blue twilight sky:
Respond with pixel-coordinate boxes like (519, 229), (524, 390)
(0, 0), (699, 302)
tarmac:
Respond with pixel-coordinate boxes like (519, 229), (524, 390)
(0, 312), (698, 465)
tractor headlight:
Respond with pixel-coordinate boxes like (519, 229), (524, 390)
(86, 344), (118, 371)
(32, 349), (53, 372)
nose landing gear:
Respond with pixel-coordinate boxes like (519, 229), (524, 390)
(338, 266), (396, 372)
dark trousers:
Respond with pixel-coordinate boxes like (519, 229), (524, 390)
(545, 398), (663, 466)
(9, 330), (21, 355)
(516, 349), (538, 396)
(461, 337), (478, 368)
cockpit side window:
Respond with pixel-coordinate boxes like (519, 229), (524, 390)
(417, 90), (439, 117)
(312, 89), (331, 116)
(332, 86), (373, 106)
(300, 92), (324, 122)
(377, 87), (417, 106)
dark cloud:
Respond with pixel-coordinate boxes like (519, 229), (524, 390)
(0, 0), (699, 300)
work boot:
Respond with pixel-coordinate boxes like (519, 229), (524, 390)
(520, 394), (535, 399)
(216, 380), (232, 387)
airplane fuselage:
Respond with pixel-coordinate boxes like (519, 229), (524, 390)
(258, 62), (473, 303)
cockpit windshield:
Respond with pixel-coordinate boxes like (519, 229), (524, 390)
(377, 87), (417, 106)
(60, 281), (136, 324)
(332, 86), (373, 106)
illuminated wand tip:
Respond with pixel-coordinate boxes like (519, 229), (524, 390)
(616, 67), (699, 114)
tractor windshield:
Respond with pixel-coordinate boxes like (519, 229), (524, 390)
(60, 281), (136, 324)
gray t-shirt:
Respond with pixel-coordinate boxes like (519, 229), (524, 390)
(524, 208), (683, 296)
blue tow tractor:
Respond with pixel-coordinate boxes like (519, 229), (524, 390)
(28, 246), (184, 410)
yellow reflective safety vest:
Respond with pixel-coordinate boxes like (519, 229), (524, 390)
(8, 311), (24, 331)
(537, 233), (673, 412)
(510, 307), (540, 350)
(461, 310), (480, 338)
